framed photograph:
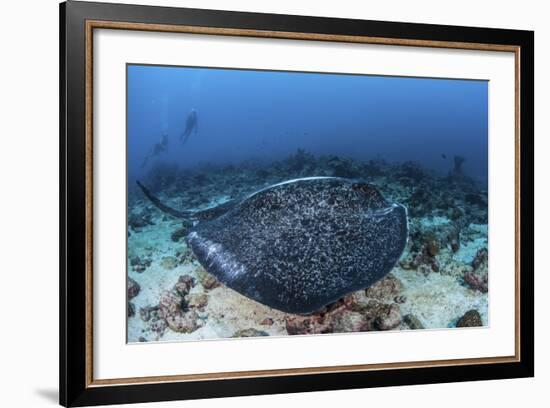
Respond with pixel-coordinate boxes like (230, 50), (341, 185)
(60, 1), (534, 406)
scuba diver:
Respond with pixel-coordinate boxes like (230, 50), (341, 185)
(180, 108), (198, 144)
(141, 133), (168, 168)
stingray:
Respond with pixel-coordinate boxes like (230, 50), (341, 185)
(136, 177), (408, 314)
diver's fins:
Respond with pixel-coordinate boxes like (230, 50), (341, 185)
(180, 131), (190, 145)
(136, 181), (192, 219)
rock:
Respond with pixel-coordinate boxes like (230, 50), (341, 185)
(401, 221), (463, 273)
(464, 247), (488, 292)
(427, 239), (439, 257)
(149, 315), (168, 334)
(255, 169), (270, 179)
(471, 247), (488, 270)
(338, 301), (401, 331)
(196, 267), (221, 290)
(176, 246), (195, 264)
(439, 257), (472, 278)
(127, 152), (490, 338)
(171, 227), (188, 242)
(456, 309), (483, 327)
(138, 303), (168, 335)
(187, 293), (208, 309)
(407, 187), (429, 216)
(399, 254), (415, 270)
(285, 314), (328, 335)
(128, 302), (135, 317)
(328, 310), (370, 332)
(139, 307), (151, 322)
(362, 160), (384, 177)
(233, 328), (269, 337)
(174, 274), (195, 296)
(405, 182), (444, 217)
(326, 156), (361, 178)
(286, 290), (402, 335)
(465, 193), (486, 207)
(158, 290), (201, 333)
(130, 255), (152, 273)
(464, 271), (488, 293)
(285, 148), (315, 173)
(403, 314), (425, 330)
(397, 161), (428, 183)
(343, 291), (372, 312)
(160, 256), (178, 270)
(159, 291), (183, 316)
(373, 303), (402, 330)
(400, 245), (439, 274)
(165, 310), (200, 333)
(365, 274), (404, 301)
(449, 207), (465, 222)
(318, 296), (352, 314)
(139, 305), (158, 322)
(127, 278), (140, 299)
(450, 235), (460, 253)
(194, 173), (209, 186)
(452, 155), (466, 175)
(128, 210), (155, 231)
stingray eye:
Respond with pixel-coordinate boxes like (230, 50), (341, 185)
(352, 182), (373, 194)
(352, 182), (387, 208)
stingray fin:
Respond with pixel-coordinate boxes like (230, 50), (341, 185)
(136, 181), (191, 219)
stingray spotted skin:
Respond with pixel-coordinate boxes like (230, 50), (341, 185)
(138, 177), (408, 314)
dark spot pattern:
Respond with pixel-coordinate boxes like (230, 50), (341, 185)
(187, 177), (408, 314)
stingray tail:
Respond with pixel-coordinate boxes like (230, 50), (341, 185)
(136, 181), (191, 219)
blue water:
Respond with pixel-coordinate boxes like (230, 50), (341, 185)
(127, 64), (488, 183)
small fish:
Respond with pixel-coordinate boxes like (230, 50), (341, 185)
(441, 153), (447, 159)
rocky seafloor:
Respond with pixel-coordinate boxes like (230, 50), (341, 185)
(127, 150), (489, 342)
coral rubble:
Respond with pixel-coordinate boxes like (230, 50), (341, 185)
(127, 150), (488, 342)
